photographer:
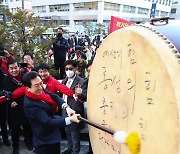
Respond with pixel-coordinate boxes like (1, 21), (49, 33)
(52, 27), (70, 79)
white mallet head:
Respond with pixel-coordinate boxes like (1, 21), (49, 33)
(113, 131), (128, 144)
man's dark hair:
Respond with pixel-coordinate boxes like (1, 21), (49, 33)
(7, 59), (19, 69)
(23, 53), (34, 60)
(22, 71), (39, 88)
(64, 60), (78, 68)
(38, 63), (50, 71)
(56, 27), (63, 32)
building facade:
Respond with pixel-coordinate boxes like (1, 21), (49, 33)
(170, 0), (180, 19)
(0, 0), (8, 21)
(8, 0), (172, 33)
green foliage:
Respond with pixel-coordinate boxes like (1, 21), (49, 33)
(0, 8), (53, 64)
(82, 21), (106, 36)
(82, 21), (93, 35)
(94, 23), (105, 34)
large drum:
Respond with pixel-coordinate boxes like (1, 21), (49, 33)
(87, 18), (180, 154)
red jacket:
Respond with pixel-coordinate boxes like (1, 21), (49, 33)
(1, 55), (15, 74)
(43, 75), (74, 96)
(11, 75), (74, 99)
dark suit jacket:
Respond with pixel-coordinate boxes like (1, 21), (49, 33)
(52, 37), (70, 59)
(68, 37), (75, 48)
(62, 75), (87, 130)
(24, 91), (66, 147)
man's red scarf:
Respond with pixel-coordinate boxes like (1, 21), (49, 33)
(8, 72), (22, 86)
(25, 89), (58, 113)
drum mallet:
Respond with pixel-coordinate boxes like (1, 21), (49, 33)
(78, 116), (141, 154)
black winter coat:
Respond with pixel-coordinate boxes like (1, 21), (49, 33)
(0, 72), (29, 126)
(52, 37), (70, 59)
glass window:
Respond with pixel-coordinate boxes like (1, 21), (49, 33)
(104, 2), (119, 11)
(122, 5), (136, 13)
(138, 7), (148, 15)
(172, 0), (178, 4)
(49, 4), (69, 12)
(165, 0), (168, 5)
(171, 8), (177, 13)
(32, 6), (46, 13)
(74, 2), (98, 11)
(155, 10), (159, 16)
(160, 11), (168, 16)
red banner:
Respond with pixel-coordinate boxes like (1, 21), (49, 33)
(109, 16), (133, 34)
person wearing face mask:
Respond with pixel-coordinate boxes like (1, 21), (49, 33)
(61, 60), (87, 154)
(52, 27), (70, 79)
(8, 63), (75, 101)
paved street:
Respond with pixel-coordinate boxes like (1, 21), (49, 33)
(0, 139), (89, 154)
(0, 123), (90, 154)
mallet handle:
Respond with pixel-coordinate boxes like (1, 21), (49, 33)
(78, 116), (114, 135)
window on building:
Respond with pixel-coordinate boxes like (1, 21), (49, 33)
(165, 0), (169, 5)
(32, 6), (46, 13)
(0, 15), (3, 21)
(169, 0), (171, 5)
(74, 2), (98, 11)
(160, 11), (168, 16)
(104, 2), (119, 11)
(172, 0), (178, 4)
(49, 4), (69, 12)
(171, 8), (177, 13)
(138, 7), (148, 15)
(155, 10), (159, 16)
(122, 5), (136, 13)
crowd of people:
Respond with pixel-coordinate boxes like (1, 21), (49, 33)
(0, 27), (101, 154)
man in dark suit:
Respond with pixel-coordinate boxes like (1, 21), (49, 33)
(52, 27), (70, 79)
(22, 71), (81, 154)
(61, 60), (87, 154)
(68, 34), (75, 49)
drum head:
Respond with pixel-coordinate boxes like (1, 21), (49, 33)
(87, 25), (180, 154)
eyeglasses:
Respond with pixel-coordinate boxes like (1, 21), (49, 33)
(65, 67), (73, 71)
